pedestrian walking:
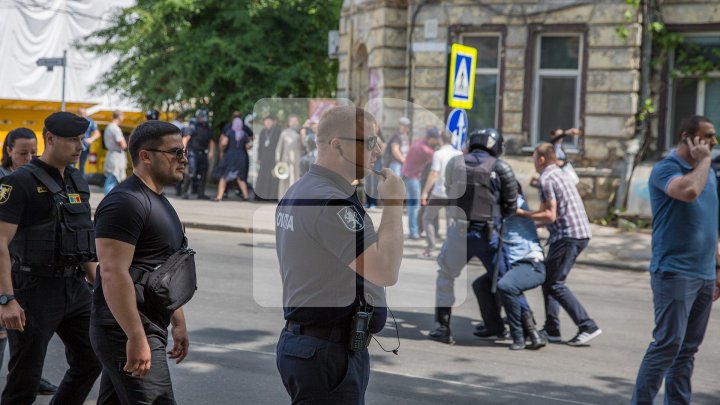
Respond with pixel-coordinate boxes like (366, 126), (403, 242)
(214, 116), (252, 201)
(429, 128), (518, 344)
(402, 126), (440, 240)
(631, 115), (720, 404)
(103, 110), (127, 194)
(517, 143), (600, 346)
(92, 120), (193, 404)
(275, 105), (405, 404)
(0, 112), (101, 405)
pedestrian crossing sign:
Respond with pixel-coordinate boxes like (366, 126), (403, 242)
(447, 43), (477, 109)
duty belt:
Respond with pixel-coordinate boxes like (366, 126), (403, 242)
(285, 320), (350, 344)
(13, 264), (82, 278)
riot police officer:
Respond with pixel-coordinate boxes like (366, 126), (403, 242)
(0, 112), (101, 404)
(181, 108), (215, 199)
(429, 128), (518, 344)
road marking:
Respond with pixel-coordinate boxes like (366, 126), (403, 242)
(190, 341), (596, 404)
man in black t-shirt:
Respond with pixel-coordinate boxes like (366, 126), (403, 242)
(0, 112), (101, 405)
(275, 106), (405, 403)
(92, 121), (190, 404)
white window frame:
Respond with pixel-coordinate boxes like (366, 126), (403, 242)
(530, 33), (583, 150)
(460, 33), (501, 128)
(665, 32), (720, 150)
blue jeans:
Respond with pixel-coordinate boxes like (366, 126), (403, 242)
(276, 329), (370, 404)
(542, 237), (597, 334)
(388, 162), (402, 177)
(404, 177), (421, 237)
(498, 259), (546, 340)
(104, 174), (118, 195)
(631, 271), (715, 405)
(79, 149), (89, 176)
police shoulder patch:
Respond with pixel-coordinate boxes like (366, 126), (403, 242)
(0, 185), (12, 205)
(337, 206), (364, 232)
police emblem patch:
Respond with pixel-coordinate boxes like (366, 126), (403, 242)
(0, 185), (11, 205)
(337, 206), (364, 231)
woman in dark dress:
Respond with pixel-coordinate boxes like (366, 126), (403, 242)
(213, 117), (253, 201)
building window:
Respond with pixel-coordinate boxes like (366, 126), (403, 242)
(666, 35), (720, 150)
(461, 34), (501, 131)
(531, 34), (582, 146)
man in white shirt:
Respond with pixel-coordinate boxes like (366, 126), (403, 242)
(420, 130), (462, 258)
(103, 110), (127, 194)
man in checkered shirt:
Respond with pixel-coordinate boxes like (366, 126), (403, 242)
(517, 143), (601, 346)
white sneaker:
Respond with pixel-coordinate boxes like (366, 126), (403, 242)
(567, 328), (602, 346)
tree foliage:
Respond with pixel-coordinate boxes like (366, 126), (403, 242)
(79, 0), (341, 124)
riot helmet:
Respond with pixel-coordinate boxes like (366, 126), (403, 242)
(146, 108), (160, 121)
(467, 128), (504, 157)
(195, 108), (209, 124)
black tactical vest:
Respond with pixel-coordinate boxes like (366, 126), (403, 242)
(188, 124), (213, 151)
(10, 165), (96, 267)
(450, 153), (500, 222)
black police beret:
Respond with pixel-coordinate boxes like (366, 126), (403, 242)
(44, 111), (90, 138)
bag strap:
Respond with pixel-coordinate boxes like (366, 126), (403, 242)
(22, 164), (63, 195)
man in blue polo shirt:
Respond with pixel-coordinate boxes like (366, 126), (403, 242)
(275, 106), (405, 404)
(632, 115), (720, 405)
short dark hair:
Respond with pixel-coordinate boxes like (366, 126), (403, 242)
(678, 115), (712, 141)
(2, 127), (36, 169)
(317, 106), (376, 143)
(129, 121), (181, 165)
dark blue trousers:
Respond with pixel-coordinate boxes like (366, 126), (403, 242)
(542, 237), (597, 334)
(631, 271), (715, 405)
(497, 260), (546, 340)
(276, 329), (370, 404)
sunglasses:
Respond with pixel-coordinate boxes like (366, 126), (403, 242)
(145, 148), (187, 160)
(332, 136), (378, 151)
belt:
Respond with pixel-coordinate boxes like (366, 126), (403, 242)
(285, 320), (350, 344)
(14, 265), (82, 278)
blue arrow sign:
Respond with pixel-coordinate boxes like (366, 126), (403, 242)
(447, 108), (468, 151)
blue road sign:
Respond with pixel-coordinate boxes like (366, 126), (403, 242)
(447, 108), (468, 151)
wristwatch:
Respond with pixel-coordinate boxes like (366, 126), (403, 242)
(0, 294), (15, 305)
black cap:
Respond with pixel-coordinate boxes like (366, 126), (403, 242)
(44, 112), (90, 138)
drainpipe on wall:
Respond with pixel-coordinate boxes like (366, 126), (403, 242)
(406, 0), (434, 140)
(615, 0), (653, 212)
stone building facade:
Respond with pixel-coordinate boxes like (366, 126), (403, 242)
(336, 0), (720, 219)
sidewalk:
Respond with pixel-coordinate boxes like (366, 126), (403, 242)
(89, 186), (652, 272)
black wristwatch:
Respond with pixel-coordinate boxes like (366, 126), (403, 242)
(0, 294), (15, 305)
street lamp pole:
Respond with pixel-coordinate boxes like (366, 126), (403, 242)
(61, 49), (67, 112)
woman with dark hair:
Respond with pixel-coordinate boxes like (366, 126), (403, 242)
(0, 128), (57, 395)
(0, 127), (37, 177)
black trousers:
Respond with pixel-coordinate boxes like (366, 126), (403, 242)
(181, 149), (208, 197)
(91, 322), (175, 405)
(1, 271), (101, 405)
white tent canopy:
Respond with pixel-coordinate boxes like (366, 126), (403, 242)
(0, 0), (136, 109)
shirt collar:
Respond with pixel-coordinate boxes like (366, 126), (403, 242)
(668, 149), (693, 170)
(31, 157), (72, 178)
(308, 164), (356, 196)
(541, 163), (560, 175)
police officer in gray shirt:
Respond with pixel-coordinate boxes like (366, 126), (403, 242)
(275, 106), (405, 404)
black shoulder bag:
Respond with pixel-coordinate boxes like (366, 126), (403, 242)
(130, 237), (197, 312)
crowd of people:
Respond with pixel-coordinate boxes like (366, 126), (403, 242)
(0, 106), (717, 405)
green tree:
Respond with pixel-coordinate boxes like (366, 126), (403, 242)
(79, 0), (341, 125)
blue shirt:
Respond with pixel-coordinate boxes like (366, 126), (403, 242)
(649, 149), (718, 280)
(82, 117), (98, 151)
(504, 195), (544, 264)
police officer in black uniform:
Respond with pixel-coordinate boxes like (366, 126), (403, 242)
(181, 108), (215, 199)
(275, 106), (405, 404)
(0, 112), (101, 404)
(429, 128), (518, 344)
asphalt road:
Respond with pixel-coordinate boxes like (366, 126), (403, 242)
(6, 228), (720, 404)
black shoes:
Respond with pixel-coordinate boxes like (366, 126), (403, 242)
(428, 325), (455, 344)
(38, 377), (58, 395)
(509, 337), (526, 350)
(473, 327), (510, 340)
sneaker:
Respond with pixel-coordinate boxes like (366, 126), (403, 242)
(428, 325), (455, 344)
(509, 337), (526, 350)
(539, 329), (562, 343)
(38, 377), (58, 395)
(408, 234), (421, 240)
(567, 327), (602, 346)
(473, 327), (510, 340)
(418, 248), (436, 259)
